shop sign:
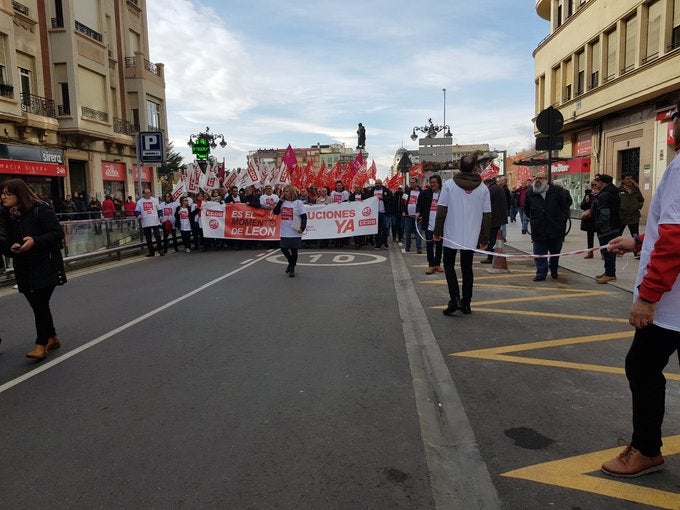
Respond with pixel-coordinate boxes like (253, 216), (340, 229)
(0, 159), (67, 177)
(133, 165), (153, 182)
(0, 144), (64, 164)
(668, 122), (675, 146)
(102, 161), (126, 181)
(573, 130), (592, 156)
(655, 109), (675, 121)
(551, 157), (590, 175)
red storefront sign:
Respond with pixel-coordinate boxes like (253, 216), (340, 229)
(133, 165), (153, 183)
(551, 157), (590, 175)
(668, 122), (675, 146)
(655, 109), (675, 121)
(573, 130), (592, 156)
(0, 159), (68, 177)
(102, 161), (126, 181)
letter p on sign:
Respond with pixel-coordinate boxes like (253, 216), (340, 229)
(138, 131), (164, 163)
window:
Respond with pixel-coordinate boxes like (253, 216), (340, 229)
(563, 58), (573, 101)
(576, 51), (585, 96)
(645, 0), (661, 61)
(557, 2), (563, 27)
(590, 40), (600, 89)
(551, 66), (561, 104)
(567, 0), (574, 18)
(19, 67), (31, 105)
(623, 15), (637, 73)
(59, 83), (70, 115)
(146, 99), (160, 129)
(606, 29), (617, 81)
(673, 0), (680, 50)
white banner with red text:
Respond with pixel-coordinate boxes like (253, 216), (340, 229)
(200, 197), (379, 240)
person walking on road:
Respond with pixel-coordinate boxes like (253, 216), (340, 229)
(600, 106), (680, 479)
(523, 172), (571, 281)
(434, 154), (491, 315)
(593, 174), (620, 283)
(0, 178), (66, 360)
(273, 184), (307, 277)
(416, 174), (443, 274)
(135, 187), (164, 257)
(618, 172), (644, 258)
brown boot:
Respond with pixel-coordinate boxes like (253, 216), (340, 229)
(425, 266), (435, 274)
(583, 252), (593, 259)
(26, 345), (47, 360)
(46, 336), (61, 352)
(601, 445), (664, 478)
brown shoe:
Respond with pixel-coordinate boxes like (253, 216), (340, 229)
(583, 252), (594, 259)
(26, 345), (47, 360)
(46, 336), (61, 352)
(435, 265), (444, 273)
(601, 445), (664, 478)
(596, 275), (617, 284)
(425, 266), (435, 275)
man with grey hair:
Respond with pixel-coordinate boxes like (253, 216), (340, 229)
(523, 172), (571, 281)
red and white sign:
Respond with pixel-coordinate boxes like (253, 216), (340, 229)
(551, 157), (591, 175)
(133, 165), (154, 183)
(102, 161), (126, 181)
(0, 159), (68, 177)
(201, 197), (379, 240)
(573, 130), (592, 156)
(668, 121), (675, 146)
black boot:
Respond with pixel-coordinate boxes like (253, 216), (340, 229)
(443, 297), (462, 316)
(460, 299), (472, 315)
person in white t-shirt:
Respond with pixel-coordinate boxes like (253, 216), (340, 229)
(330, 180), (350, 204)
(403, 176), (422, 253)
(273, 184), (307, 277)
(174, 196), (196, 252)
(433, 155), (491, 315)
(600, 105), (680, 478)
(160, 192), (179, 253)
(135, 188), (164, 257)
(259, 185), (279, 209)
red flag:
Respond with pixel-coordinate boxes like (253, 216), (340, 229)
(368, 160), (377, 181)
(480, 162), (500, 180)
(315, 162), (327, 188)
(408, 163), (424, 181)
(283, 144), (297, 169)
(218, 159), (225, 182)
(386, 172), (404, 190)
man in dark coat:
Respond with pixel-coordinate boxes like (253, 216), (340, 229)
(481, 177), (508, 263)
(593, 173), (621, 283)
(523, 171), (571, 281)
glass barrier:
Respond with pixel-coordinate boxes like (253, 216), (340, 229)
(60, 217), (142, 257)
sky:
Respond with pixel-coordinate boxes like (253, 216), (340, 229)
(146, 0), (549, 178)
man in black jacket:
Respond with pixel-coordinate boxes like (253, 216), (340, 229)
(416, 174), (443, 274)
(523, 172), (571, 281)
(593, 173), (621, 283)
(481, 177), (508, 264)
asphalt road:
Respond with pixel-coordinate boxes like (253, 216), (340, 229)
(0, 243), (678, 509)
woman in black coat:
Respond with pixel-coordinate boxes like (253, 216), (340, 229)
(0, 179), (66, 359)
(580, 181), (598, 258)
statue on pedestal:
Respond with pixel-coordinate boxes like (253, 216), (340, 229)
(356, 123), (366, 150)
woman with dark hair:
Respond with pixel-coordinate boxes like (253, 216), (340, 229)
(273, 184), (307, 277)
(0, 178), (66, 359)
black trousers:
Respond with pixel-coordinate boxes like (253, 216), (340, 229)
(281, 248), (298, 269)
(143, 225), (163, 255)
(163, 228), (179, 252)
(24, 285), (56, 346)
(443, 247), (474, 302)
(180, 230), (192, 249)
(627, 324), (680, 457)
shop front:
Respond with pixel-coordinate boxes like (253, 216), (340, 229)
(0, 144), (67, 206)
(133, 165), (155, 196)
(102, 161), (127, 203)
(551, 157), (591, 211)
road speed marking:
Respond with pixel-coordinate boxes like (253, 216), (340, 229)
(266, 251), (386, 267)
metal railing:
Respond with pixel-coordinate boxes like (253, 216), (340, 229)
(81, 105), (109, 122)
(75, 20), (102, 42)
(0, 83), (14, 98)
(20, 93), (57, 118)
(51, 17), (64, 28)
(124, 56), (161, 76)
(113, 117), (135, 135)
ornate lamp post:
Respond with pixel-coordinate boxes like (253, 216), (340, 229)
(187, 127), (227, 171)
(410, 118), (452, 140)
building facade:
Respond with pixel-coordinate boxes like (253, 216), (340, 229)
(534, 0), (680, 218)
(0, 0), (167, 211)
(248, 143), (367, 170)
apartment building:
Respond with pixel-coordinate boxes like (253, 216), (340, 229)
(534, 0), (680, 215)
(248, 144), (368, 171)
(0, 0), (167, 210)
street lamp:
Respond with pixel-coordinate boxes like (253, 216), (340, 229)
(187, 126), (227, 150)
(410, 118), (452, 141)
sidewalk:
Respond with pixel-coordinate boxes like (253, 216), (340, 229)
(504, 218), (640, 294)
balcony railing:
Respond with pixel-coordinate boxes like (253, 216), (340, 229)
(51, 17), (64, 28)
(113, 117), (135, 135)
(75, 20), (102, 42)
(20, 93), (56, 118)
(0, 83), (14, 98)
(641, 53), (659, 64)
(12, 0), (29, 16)
(81, 106), (108, 122)
(127, 0), (139, 5)
(58, 104), (71, 116)
(124, 56), (161, 77)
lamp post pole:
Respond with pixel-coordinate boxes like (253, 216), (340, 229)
(443, 88), (446, 138)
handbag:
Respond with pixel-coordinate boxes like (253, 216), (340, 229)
(580, 209), (592, 220)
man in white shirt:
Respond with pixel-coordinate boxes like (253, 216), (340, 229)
(135, 188), (164, 257)
(330, 180), (350, 203)
(434, 155), (491, 315)
(259, 184), (279, 209)
(403, 177), (422, 253)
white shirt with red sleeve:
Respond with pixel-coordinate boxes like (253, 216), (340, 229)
(634, 151), (680, 331)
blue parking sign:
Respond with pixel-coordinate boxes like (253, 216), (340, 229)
(138, 131), (164, 163)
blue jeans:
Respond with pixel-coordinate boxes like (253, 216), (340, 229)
(519, 209), (529, 233)
(403, 215), (422, 250)
(599, 232), (618, 276)
(533, 237), (563, 277)
(377, 213), (391, 247)
(424, 230), (442, 266)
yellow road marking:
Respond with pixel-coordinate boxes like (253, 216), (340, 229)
(502, 435), (680, 509)
(473, 291), (610, 306)
(463, 308), (630, 323)
(451, 332), (680, 381)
